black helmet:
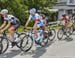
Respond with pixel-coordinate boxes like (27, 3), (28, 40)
(62, 14), (66, 17)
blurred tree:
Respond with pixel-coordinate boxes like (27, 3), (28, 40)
(0, 0), (57, 26)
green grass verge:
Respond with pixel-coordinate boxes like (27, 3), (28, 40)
(17, 26), (32, 32)
(17, 24), (62, 32)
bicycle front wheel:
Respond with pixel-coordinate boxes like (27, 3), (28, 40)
(57, 29), (64, 40)
(48, 29), (56, 41)
(21, 35), (33, 52)
(16, 33), (33, 52)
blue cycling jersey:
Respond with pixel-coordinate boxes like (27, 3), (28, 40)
(31, 13), (44, 27)
(31, 13), (41, 21)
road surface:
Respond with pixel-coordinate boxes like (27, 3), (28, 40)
(0, 32), (75, 58)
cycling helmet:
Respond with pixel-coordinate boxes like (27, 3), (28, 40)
(0, 9), (8, 14)
(62, 14), (66, 17)
(29, 8), (36, 15)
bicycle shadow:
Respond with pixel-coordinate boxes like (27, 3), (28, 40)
(0, 40), (54, 58)
(32, 41), (54, 58)
(0, 49), (21, 58)
(63, 37), (73, 42)
(72, 32), (75, 35)
(21, 41), (54, 58)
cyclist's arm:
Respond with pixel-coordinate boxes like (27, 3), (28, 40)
(2, 21), (11, 31)
(0, 21), (7, 29)
(33, 21), (37, 26)
(44, 18), (47, 25)
(25, 15), (32, 28)
(33, 19), (39, 28)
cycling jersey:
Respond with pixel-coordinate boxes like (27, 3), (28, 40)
(3, 15), (20, 28)
(62, 16), (69, 21)
(61, 16), (71, 27)
(4, 15), (20, 24)
(31, 13), (41, 21)
(61, 16), (70, 25)
(31, 13), (44, 27)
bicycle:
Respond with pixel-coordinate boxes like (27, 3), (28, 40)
(0, 31), (33, 54)
(47, 23), (56, 41)
(38, 13), (56, 41)
(0, 38), (3, 54)
(23, 27), (48, 49)
(57, 23), (73, 40)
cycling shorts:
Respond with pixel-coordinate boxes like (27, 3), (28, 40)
(37, 22), (44, 28)
(11, 24), (20, 31)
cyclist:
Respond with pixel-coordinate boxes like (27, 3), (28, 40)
(25, 8), (47, 40)
(0, 9), (20, 47)
(61, 14), (70, 28)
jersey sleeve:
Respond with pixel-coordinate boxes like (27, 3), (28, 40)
(7, 15), (15, 22)
(35, 14), (40, 20)
(31, 13), (42, 21)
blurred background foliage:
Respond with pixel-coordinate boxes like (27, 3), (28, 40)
(0, 0), (57, 26)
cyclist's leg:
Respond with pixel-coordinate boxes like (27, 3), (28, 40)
(8, 25), (16, 42)
(44, 18), (48, 31)
(8, 24), (20, 47)
(8, 24), (20, 41)
(33, 22), (46, 38)
(64, 20), (68, 30)
(33, 22), (44, 38)
(33, 23), (38, 38)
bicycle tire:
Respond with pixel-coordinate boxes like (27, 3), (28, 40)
(48, 29), (56, 41)
(16, 33), (26, 48)
(16, 33), (33, 52)
(39, 32), (48, 47)
(0, 40), (3, 54)
(65, 26), (73, 37)
(20, 35), (33, 52)
(57, 29), (64, 40)
(0, 36), (9, 54)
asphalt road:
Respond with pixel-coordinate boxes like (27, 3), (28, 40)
(1, 32), (75, 58)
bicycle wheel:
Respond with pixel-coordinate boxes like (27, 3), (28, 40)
(17, 33), (33, 52)
(21, 35), (33, 52)
(0, 39), (3, 54)
(57, 29), (64, 40)
(48, 29), (56, 41)
(16, 33), (27, 48)
(39, 32), (48, 47)
(65, 27), (73, 37)
(0, 36), (9, 54)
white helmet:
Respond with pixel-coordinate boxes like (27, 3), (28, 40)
(29, 8), (36, 14)
(0, 9), (8, 14)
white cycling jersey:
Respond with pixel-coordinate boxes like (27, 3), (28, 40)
(3, 14), (20, 25)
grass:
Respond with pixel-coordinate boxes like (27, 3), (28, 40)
(17, 26), (32, 32)
(17, 24), (62, 32)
